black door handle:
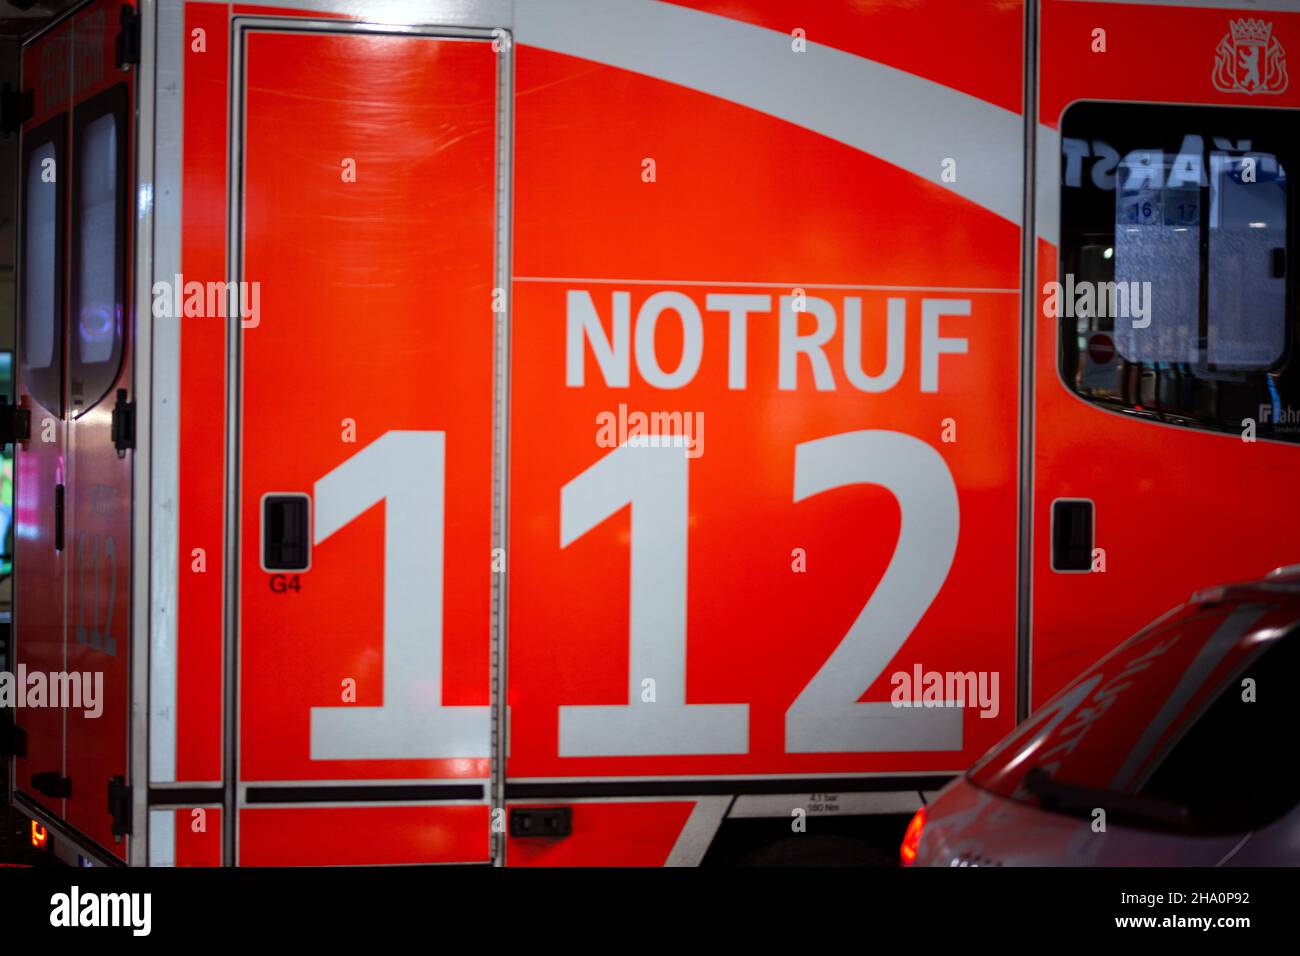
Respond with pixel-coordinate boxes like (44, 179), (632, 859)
(262, 494), (311, 571)
(1051, 499), (1094, 572)
(54, 483), (65, 552)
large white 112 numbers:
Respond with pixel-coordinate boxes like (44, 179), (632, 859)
(559, 435), (749, 756)
(560, 429), (961, 757)
(306, 428), (960, 761)
(786, 430), (960, 753)
(309, 431), (490, 760)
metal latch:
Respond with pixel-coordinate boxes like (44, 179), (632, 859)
(32, 771), (73, 799)
(108, 776), (132, 839)
(111, 388), (135, 456)
(115, 4), (140, 70)
(55, 483), (65, 552)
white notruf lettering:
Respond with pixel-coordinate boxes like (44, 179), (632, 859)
(567, 290), (630, 387)
(779, 294), (836, 391)
(920, 299), (970, 393)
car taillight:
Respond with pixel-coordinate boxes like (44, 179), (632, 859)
(899, 806), (926, 867)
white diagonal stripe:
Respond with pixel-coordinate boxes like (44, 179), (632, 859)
(516, 0), (1026, 227)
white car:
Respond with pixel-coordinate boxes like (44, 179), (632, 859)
(904, 572), (1300, 866)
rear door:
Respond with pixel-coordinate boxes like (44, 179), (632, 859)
(15, 20), (71, 824)
(63, 0), (134, 859)
(15, 1), (135, 860)
(233, 22), (500, 865)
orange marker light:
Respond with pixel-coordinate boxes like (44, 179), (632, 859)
(30, 820), (48, 849)
(899, 806), (926, 867)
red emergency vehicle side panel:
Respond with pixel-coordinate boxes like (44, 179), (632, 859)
(507, 18), (1021, 782)
(173, 0), (232, 783)
(1032, 1), (1300, 706)
(157, 807), (224, 866)
(238, 805), (489, 866)
(236, 29), (496, 862)
(663, 0), (1024, 113)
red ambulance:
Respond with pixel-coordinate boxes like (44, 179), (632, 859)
(4, 0), (1297, 866)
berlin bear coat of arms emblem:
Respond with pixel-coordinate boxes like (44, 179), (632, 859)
(1213, 18), (1288, 95)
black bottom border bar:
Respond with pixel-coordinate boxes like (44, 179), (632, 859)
(0, 864), (1281, 941)
(505, 775), (955, 800)
(144, 776), (951, 805)
(243, 784), (485, 804)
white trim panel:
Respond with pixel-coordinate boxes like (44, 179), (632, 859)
(148, 0), (185, 786)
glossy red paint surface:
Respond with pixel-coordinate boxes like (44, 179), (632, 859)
(174, 0), (230, 784)
(239, 805), (490, 866)
(1032, 1), (1300, 707)
(507, 44), (1020, 779)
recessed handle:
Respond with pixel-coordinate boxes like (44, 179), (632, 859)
(262, 494), (311, 572)
(1051, 499), (1094, 572)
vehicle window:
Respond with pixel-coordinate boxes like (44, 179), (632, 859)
(968, 603), (1300, 834)
(1059, 103), (1295, 441)
(69, 85), (126, 416)
(20, 118), (65, 417)
(1112, 150), (1201, 364)
(1208, 152), (1287, 368)
(1141, 629), (1298, 832)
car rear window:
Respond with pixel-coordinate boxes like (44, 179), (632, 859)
(969, 601), (1300, 834)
